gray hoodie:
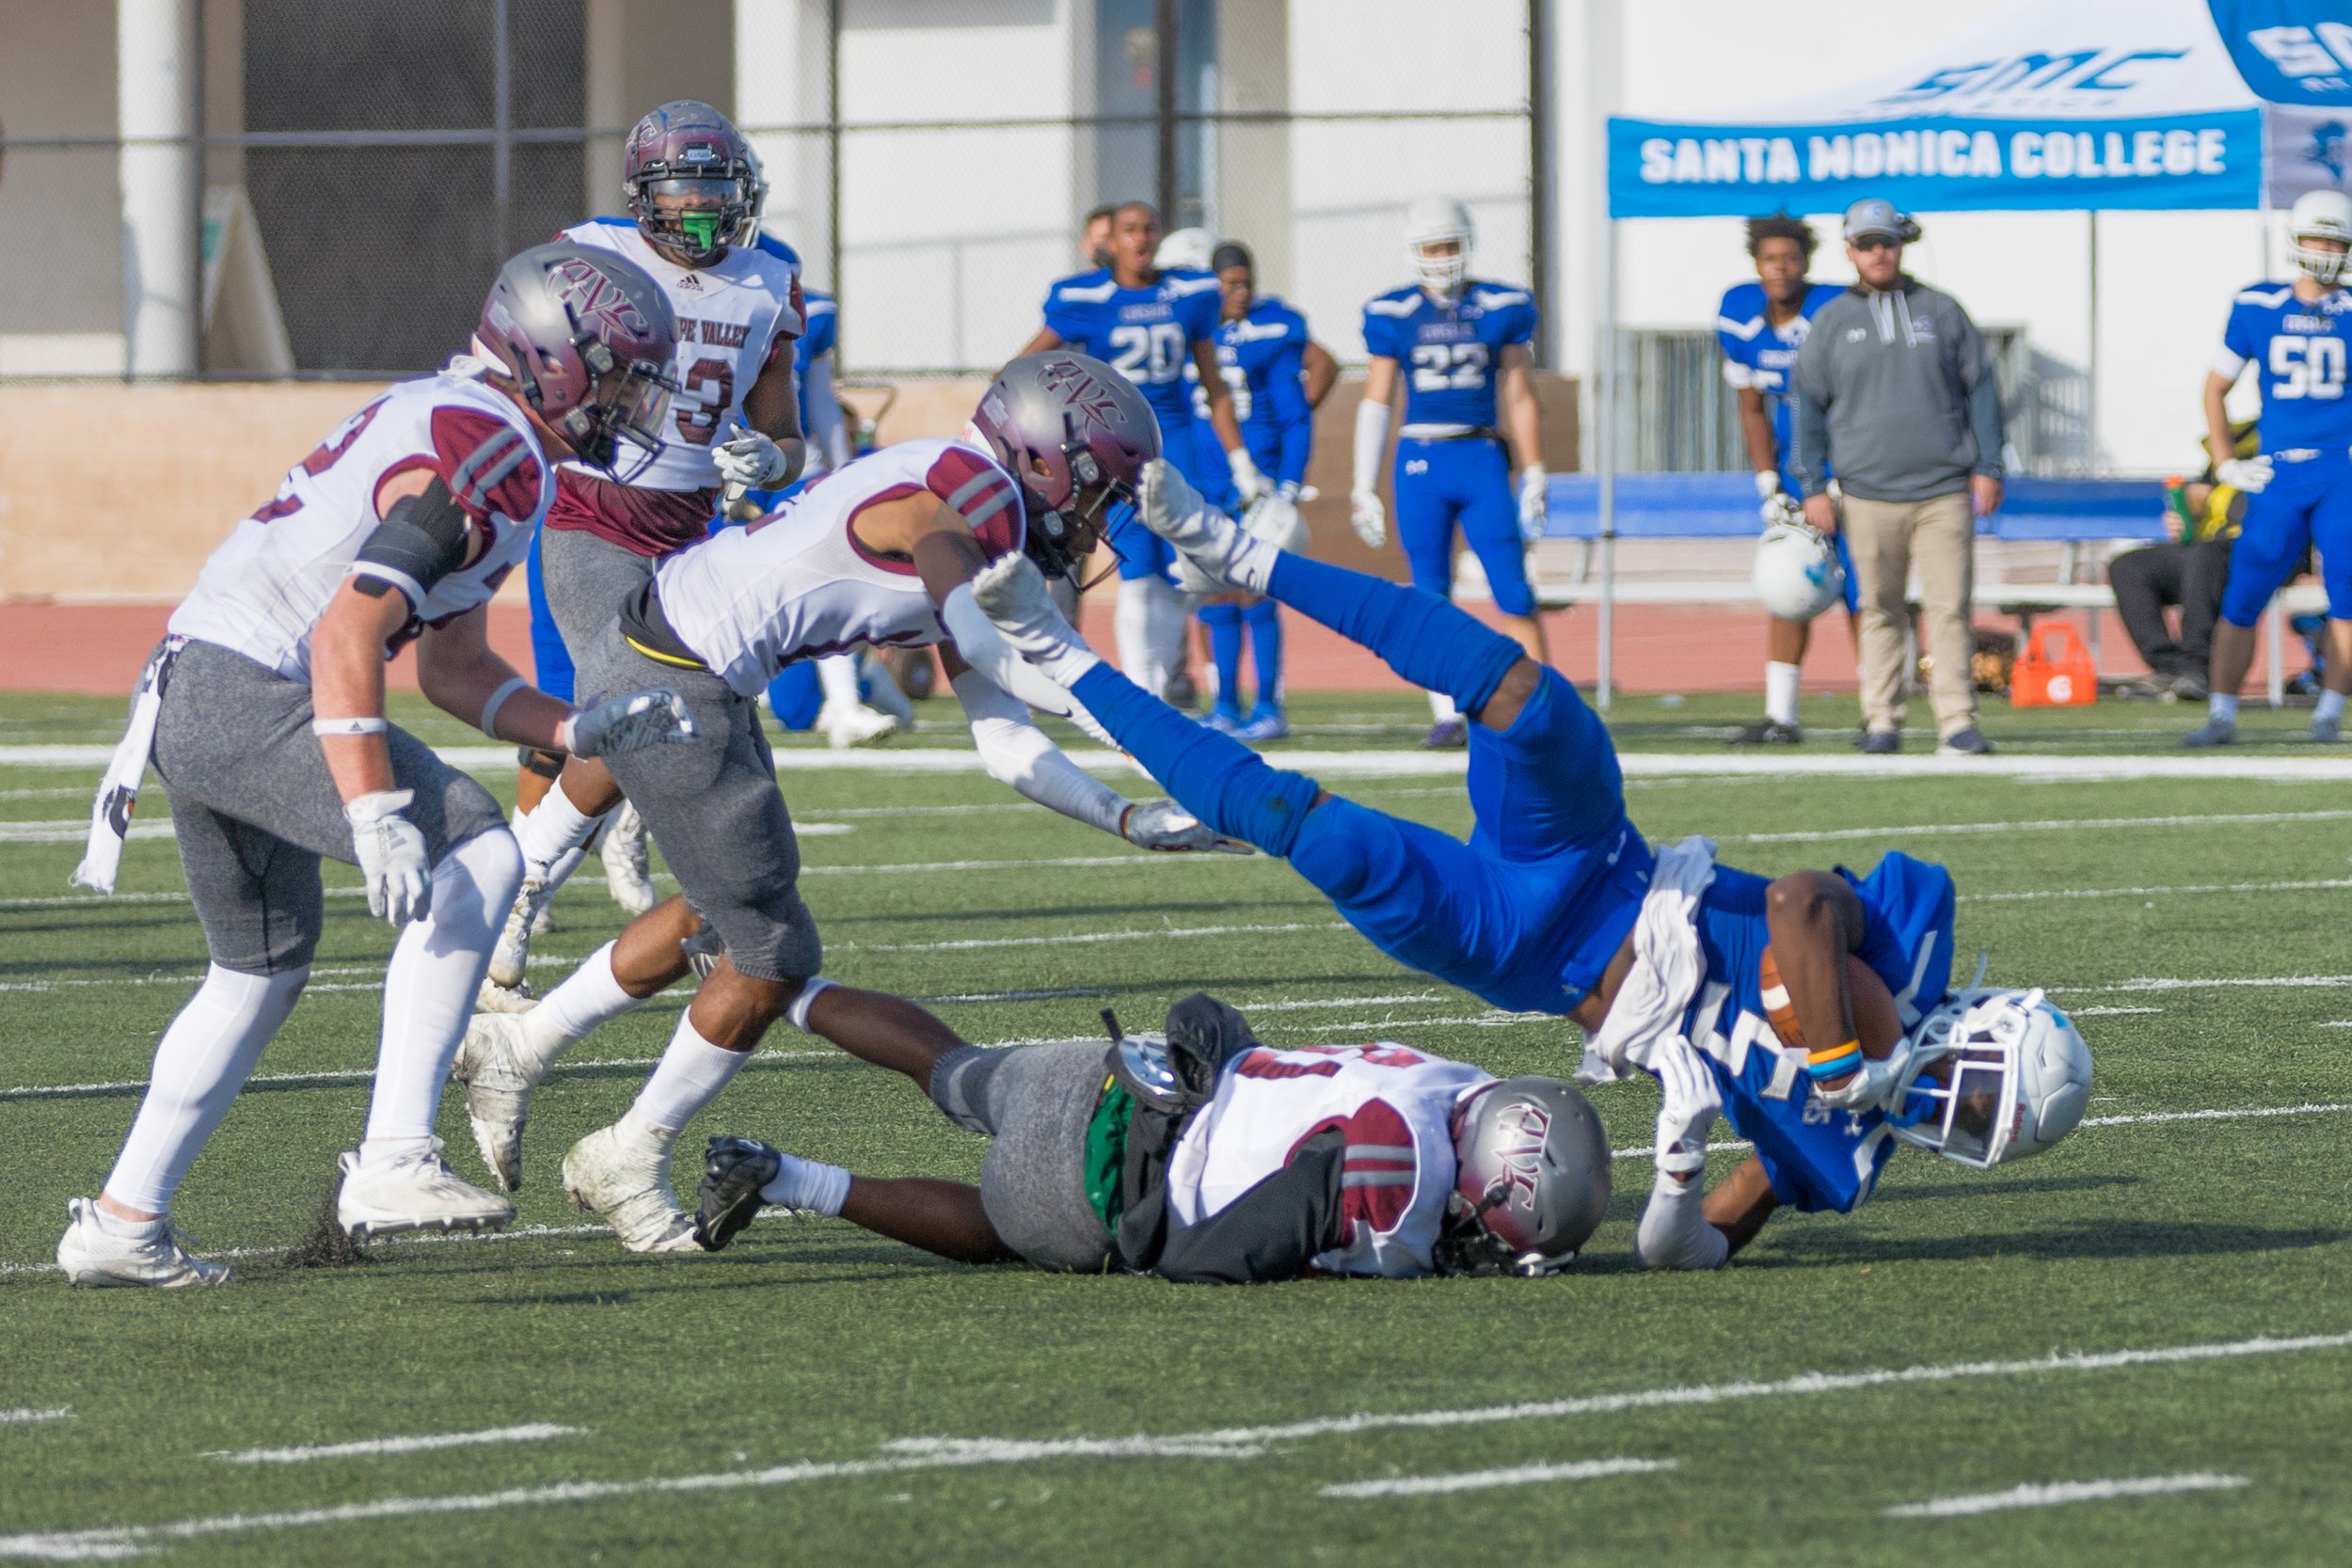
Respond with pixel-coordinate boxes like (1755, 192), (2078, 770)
(1788, 277), (2004, 505)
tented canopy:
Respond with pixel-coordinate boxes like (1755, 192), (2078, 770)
(1607, 0), (2352, 218)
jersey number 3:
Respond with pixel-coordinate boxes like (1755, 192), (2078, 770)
(2270, 336), (2346, 401)
(675, 356), (737, 445)
(1408, 341), (1489, 392)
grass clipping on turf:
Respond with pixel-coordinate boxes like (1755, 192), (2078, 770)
(279, 1165), (374, 1270)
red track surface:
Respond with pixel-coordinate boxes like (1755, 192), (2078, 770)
(1, 598), (2199, 699)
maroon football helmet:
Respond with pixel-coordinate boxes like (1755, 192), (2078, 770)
(967, 353), (1161, 579)
(475, 241), (678, 474)
(1437, 1077), (1612, 1276)
(622, 101), (762, 266)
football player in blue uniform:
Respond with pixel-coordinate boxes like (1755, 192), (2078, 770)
(1184, 240), (1336, 740)
(1353, 198), (1550, 748)
(1021, 202), (1254, 701)
(1721, 214), (1854, 746)
(2185, 190), (2352, 747)
(959, 467), (2094, 1267)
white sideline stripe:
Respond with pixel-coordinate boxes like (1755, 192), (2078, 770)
(0, 1409), (70, 1425)
(1739, 808), (2352, 844)
(1318, 1457), (1675, 1498)
(210, 1425), (582, 1465)
(3, 1337), (2332, 1561)
(0, 821), (855, 847)
(2068, 1006), (2163, 1017)
(1885, 1472), (2249, 1518)
(1965, 877), (2352, 905)
(2075, 974), (2352, 992)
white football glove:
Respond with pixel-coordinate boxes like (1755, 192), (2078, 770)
(1650, 1034), (1723, 1182)
(345, 789), (431, 926)
(1120, 799), (1254, 855)
(714, 427), (792, 491)
(1349, 487), (1387, 548)
(560, 689), (698, 758)
(2217, 455), (2273, 495)
(1225, 448), (1273, 507)
(1808, 1051), (1905, 1112)
(1755, 469), (1783, 502)
(1517, 465), (1549, 545)
(1759, 489), (1804, 530)
(1242, 489), (1308, 555)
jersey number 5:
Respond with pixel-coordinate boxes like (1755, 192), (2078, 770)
(2270, 335), (2347, 401)
(1107, 322), (1187, 386)
(1408, 341), (1489, 392)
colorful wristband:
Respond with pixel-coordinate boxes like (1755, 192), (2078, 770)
(1804, 1041), (1864, 1082)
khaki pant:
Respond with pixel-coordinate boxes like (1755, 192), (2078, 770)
(1842, 490), (1978, 739)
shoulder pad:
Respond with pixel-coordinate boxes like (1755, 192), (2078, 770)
(1364, 293), (1422, 319)
(1053, 275), (1120, 304)
(754, 232), (802, 266)
(1163, 271), (1220, 297)
(1469, 283), (1532, 308)
(2234, 284), (2296, 308)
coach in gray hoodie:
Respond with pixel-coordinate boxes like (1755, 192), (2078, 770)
(1790, 198), (2003, 756)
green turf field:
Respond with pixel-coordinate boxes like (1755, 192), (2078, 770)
(2, 689), (2347, 1566)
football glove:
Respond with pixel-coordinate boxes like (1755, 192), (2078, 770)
(1517, 465), (1549, 545)
(1651, 1034), (1722, 1181)
(2217, 455), (2273, 495)
(1226, 448), (1273, 507)
(1349, 487), (1387, 548)
(345, 789), (432, 926)
(1755, 469), (1783, 501)
(714, 427), (792, 490)
(1242, 489), (1308, 555)
(1808, 1052), (1904, 1112)
(1120, 799), (1254, 855)
(560, 689), (698, 758)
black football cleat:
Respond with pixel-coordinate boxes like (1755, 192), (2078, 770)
(693, 1136), (783, 1252)
(1727, 718), (1803, 746)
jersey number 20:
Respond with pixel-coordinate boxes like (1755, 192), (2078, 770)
(2270, 335), (2346, 401)
(1108, 322), (1187, 386)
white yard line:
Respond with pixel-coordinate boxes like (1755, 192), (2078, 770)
(0, 1409), (70, 1425)
(1738, 808), (2352, 845)
(209, 1424), (583, 1465)
(1, 1336), (2330, 1561)
(2074, 974), (2352, 992)
(1884, 1472), (2249, 1518)
(1317, 1456), (1675, 1498)
(1964, 877), (2352, 905)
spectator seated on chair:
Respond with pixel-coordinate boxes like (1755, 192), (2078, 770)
(2111, 422), (2256, 701)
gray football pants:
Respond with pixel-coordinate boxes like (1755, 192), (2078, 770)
(929, 1040), (1114, 1273)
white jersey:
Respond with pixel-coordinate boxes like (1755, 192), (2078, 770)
(169, 363), (550, 682)
(556, 218), (803, 494)
(642, 437), (1024, 698)
(1166, 1042), (1492, 1279)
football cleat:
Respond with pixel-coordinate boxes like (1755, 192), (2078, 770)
(818, 700), (899, 750)
(562, 1121), (702, 1253)
(1728, 718), (1803, 746)
(2181, 715), (2237, 748)
(1422, 718), (1468, 750)
(2312, 712), (2343, 745)
(451, 1012), (544, 1192)
(693, 1135), (783, 1251)
(1236, 710), (1290, 743)
(972, 552), (1083, 664)
(486, 874), (555, 990)
(336, 1142), (515, 1238)
(475, 976), (538, 1013)
(56, 1198), (232, 1288)
(599, 802), (660, 916)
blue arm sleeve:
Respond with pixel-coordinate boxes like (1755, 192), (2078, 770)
(1266, 342), (1313, 486)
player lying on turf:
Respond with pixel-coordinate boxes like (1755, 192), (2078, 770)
(691, 986), (1612, 1283)
(56, 243), (699, 1286)
(962, 465), (2095, 1269)
(452, 354), (1248, 1253)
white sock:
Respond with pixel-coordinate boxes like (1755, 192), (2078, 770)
(1114, 578), (1163, 692)
(361, 831), (522, 1164)
(519, 941), (645, 1071)
(1429, 690), (1458, 724)
(817, 652), (861, 710)
(514, 784), (605, 872)
(629, 1010), (751, 1136)
(2317, 689), (2346, 723)
(1764, 661), (1802, 727)
(103, 964), (309, 1213)
(1144, 578), (1193, 690)
(2210, 692), (2240, 723)
(760, 1152), (851, 1216)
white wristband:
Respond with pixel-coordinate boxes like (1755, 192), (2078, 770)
(477, 675), (530, 740)
(311, 716), (389, 736)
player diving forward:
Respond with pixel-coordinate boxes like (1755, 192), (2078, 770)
(1021, 201), (1256, 700)
(493, 100), (807, 1003)
(57, 244), (698, 1286)
(453, 355), (1248, 1252)
(1353, 197), (1551, 749)
(692, 989), (1611, 1283)
(2183, 189), (2352, 748)
(963, 464), (2095, 1268)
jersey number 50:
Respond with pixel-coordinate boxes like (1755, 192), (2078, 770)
(1107, 322), (1187, 386)
(1408, 341), (1489, 392)
(2270, 336), (2346, 401)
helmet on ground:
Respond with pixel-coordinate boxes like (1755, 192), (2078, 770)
(475, 241), (678, 473)
(623, 101), (762, 265)
(1438, 1076), (1611, 1276)
(1887, 988), (2091, 1169)
(966, 353), (1161, 579)
(2288, 189), (2352, 288)
(1753, 515), (1846, 621)
(1156, 227), (1216, 273)
(1403, 197), (1473, 297)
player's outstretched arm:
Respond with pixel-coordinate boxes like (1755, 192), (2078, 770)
(414, 608), (693, 761)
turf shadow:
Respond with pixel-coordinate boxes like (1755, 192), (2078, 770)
(1867, 1172), (2143, 1204)
(1753, 1217), (2351, 1268)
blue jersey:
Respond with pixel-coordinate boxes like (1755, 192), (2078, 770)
(1679, 851), (1958, 1215)
(1041, 266), (1222, 432)
(1360, 280), (1536, 428)
(2219, 281), (2352, 454)
(1717, 279), (1843, 488)
(796, 287), (837, 431)
(1188, 296), (1314, 486)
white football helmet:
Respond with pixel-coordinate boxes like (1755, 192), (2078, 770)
(1403, 197), (1473, 298)
(1886, 988), (2091, 1169)
(2288, 190), (2352, 287)
(1752, 515), (1845, 621)
(1156, 227), (1216, 274)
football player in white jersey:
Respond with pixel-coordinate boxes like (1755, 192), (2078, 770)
(691, 989), (1612, 1283)
(56, 244), (698, 1287)
(492, 100), (809, 1004)
(452, 353), (1250, 1253)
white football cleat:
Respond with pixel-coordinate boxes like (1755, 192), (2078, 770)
(451, 1012), (544, 1192)
(487, 874), (554, 990)
(599, 802), (660, 916)
(562, 1120), (702, 1253)
(819, 701), (899, 750)
(859, 652), (916, 725)
(972, 554), (1082, 664)
(1139, 457), (1248, 588)
(475, 975), (538, 1013)
(56, 1197), (231, 1288)
(336, 1142), (514, 1238)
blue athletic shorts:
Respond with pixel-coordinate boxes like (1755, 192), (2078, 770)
(1393, 436), (1534, 617)
(2220, 451), (2352, 626)
(524, 525), (575, 704)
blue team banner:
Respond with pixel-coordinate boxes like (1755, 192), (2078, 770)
(2207, 0), (2352, 108)
(1608, 109), (2264, 218)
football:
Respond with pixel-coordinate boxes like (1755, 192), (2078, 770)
(1756, 946), (1904, 1053)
